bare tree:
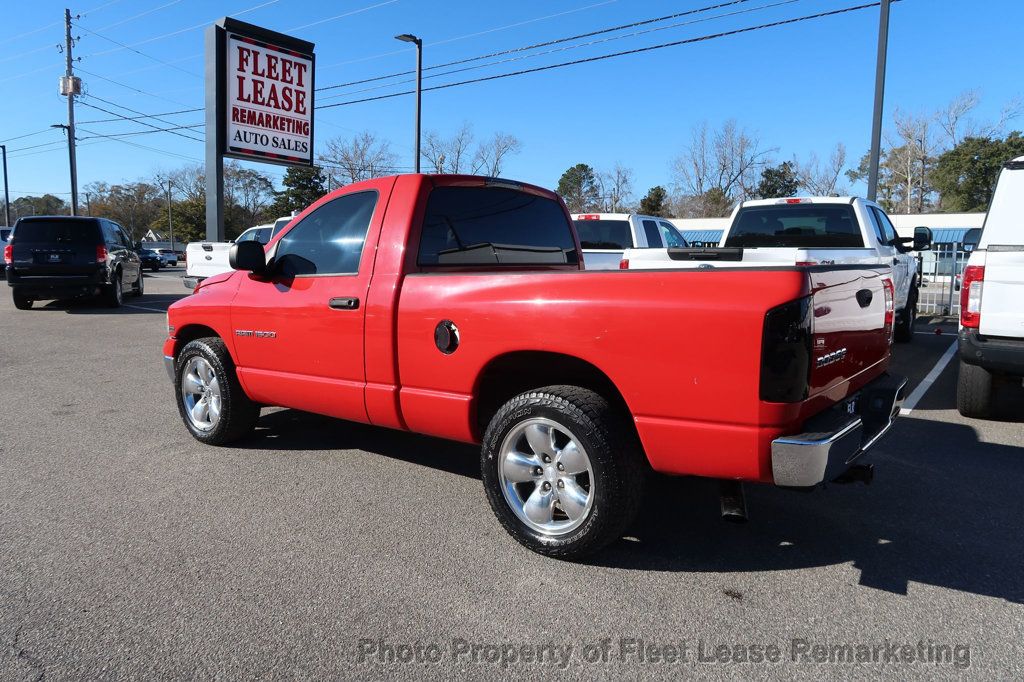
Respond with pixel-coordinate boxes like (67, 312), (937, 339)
(798, 143), (848, 196)
(939, 89), (1022, 146)
(320, 131), (399, 185)
(470, 132), (522, 177)
(597, 163), (634, 212)
(671, 120), (773, 216)
(422, 123), (476, 173)
(162, 165), (205, 202)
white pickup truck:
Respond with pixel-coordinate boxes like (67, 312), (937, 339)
(622, 197), (932, 342)
(571, 213), (689, 270)
(183, 216), (292, 289)
(956, 156), (1024, 418)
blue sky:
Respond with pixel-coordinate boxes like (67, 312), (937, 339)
(1, 0), (1022, 204)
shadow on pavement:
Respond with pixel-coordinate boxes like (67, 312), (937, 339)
(29, 294), (187, 315)
(243, 408), (1023, 603)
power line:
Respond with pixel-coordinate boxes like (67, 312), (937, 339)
(315, 0), (752, 92)
(77, 96), (204, 142)
(78, 106), (202, 124)
(76, 67), (196, 108)
(317, 2), (886, 110)
(0, 0), (122, 46)
(288, 0), (400, 32)
(73, 22), (201, 78)
(76, 124), (203, 140)
(317, 0), (800, 103)
(0, 128), (60, 144)
(75, 125), (202, 162)
(89, 0), (184, 33)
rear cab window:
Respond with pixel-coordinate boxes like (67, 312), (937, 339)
(572, 219), (630, 250)
(13, 218), (101, 245)
(419, 186), (578, 266)
(725, 205), (864, 248)
(641, 220), (662, 247)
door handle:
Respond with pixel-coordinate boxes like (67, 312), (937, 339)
(892, 258), (899, 266)
(328, 297), (360, 310)
(856, 289), (873, 308)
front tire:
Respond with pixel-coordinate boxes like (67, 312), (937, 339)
(174, 337), (259, 445)
(894, 291), (917, 343)
(12, 292), (33, 310)
(957, 360), (994, 419)
(480, 385), (646, 559)
(132, 269), (144, 296)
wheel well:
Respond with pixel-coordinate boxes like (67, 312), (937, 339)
(172, 324), (220, 357)
(473, 351), (633, 438)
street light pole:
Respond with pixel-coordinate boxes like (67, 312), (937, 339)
(166, 179), (175, 252)
(1, 144), (10, 226)
(62, 8), (79, 215)
(395, 34), (422, 173)
(866, 0), (891, 202)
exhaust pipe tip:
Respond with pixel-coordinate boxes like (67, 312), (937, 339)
(719, 480), (748, 523)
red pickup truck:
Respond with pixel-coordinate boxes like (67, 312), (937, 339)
(163, 174), (906, 558)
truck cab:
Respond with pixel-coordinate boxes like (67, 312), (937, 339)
(956, 156), (1024, 418)
(571, 213), (688, 270)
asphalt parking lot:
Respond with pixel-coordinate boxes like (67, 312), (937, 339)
(2, 271), (1022, 680)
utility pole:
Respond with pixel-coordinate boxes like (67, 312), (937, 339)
(1, 144), (10, 226)
(166, 180), (175, 252)
(866, 0), (890, 202)
(83, 192), (91, 215)
(61, 8), (80, 215)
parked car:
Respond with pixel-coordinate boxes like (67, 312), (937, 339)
(0, 228), (10, 280)
(956, 156), (1024, 418)
(571, 213), (688, 270)
(152, 248), (179, 266)
(163, 174), (904, 559)
(183, 216), (292, 289)
(621, 197), (931, 343)
(137, 247), (163, 271)
(5, 216), (143, 309)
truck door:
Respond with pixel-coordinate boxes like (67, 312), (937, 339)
(229, 186), (388, 422)
(867, 207), (911, 310)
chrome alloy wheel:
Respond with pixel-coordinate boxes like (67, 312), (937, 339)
(497, 418), (595, 536)
(181, 356), (222, 431)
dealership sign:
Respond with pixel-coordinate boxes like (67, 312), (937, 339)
(227, 33), (313, 165)
(205, 18), (315, 239)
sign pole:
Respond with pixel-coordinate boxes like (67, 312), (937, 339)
(866, 0), (891, 202)
(204, 22), (226, 242)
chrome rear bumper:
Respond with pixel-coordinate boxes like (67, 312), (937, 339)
(771, 374), (908, 488)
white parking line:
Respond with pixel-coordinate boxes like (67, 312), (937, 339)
(122, 303), (170, 313)
(900, 340), (958, 415)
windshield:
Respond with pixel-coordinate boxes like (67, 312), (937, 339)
(725, 205), (864, 248)
(139, 249), (156, 256)
(12, 219), (100, 245)
(1, 229), (10, 241)
(573, 219), (631, 250)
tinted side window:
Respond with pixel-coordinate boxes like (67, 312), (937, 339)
(642, 220), (662, 247)
(274, 191), (377, 276)
(659, 222), (688, 247)
(871, 207), (898, 244)
(419, 187), (578, 266)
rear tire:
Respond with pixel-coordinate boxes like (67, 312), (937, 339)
(104, 273), (123, 308)
(957, 360), (994, 419)
(894, 291), (918, 343)
(12, 292), (33, 310)
(480, 385), (646, 559)
(174, 337), (259, 445)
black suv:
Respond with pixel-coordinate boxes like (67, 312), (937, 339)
(5, 216), (143, 309)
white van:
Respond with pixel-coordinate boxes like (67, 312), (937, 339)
(956, 156), (1024, 417)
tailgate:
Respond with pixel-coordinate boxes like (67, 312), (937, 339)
(979, 248), (1024, 338)
(806, 267), (890, 397)
(185, 243), (233, 278)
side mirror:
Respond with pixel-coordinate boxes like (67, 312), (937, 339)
(912, 226), (932, 251)
(229, 240), (267, 274)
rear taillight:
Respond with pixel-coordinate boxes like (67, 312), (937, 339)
(619, 258), (629, 270)
(96, 245), (108, 263)
(960, 265), (984, 328)
(883, 278), (895, 326)
(3, 244), (11, 264)
(760, 296), (812, 403)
